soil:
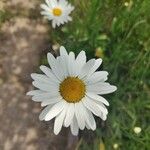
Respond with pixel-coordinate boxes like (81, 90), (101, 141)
(0, 1), (78, 150)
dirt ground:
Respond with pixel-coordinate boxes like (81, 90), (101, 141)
(0, 1), (78, 150)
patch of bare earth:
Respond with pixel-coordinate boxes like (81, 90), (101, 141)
(0, 1), (78, 150)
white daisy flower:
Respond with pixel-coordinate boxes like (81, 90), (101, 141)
(27, 46), (117, 136)
(40, 0), (74, 28)
(113, 143), (119, 149)
(133, 126), (142, 134)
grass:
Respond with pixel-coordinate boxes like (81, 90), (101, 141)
(0, 10), (11, 29)
(49, 0), (150, 149)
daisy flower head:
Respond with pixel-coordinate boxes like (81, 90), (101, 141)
(40, 0), (74, 28)
(133, 126), (142, 134)
(27, 46), (117, 136)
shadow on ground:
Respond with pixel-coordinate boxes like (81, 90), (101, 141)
(0, 2), (78, 149)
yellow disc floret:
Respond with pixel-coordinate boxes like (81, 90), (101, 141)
(59, 77), (86, 103)
(52, 8), (62, 16)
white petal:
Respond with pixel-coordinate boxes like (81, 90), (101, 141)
(45, 0), (52, 8)
(67, 16), (72, 21)
(54, 103), (68, 135)
(85, 123), (90, 130)
(70, 116), (79, 136)
(86, 92), (109, 106)
(31, 73), (58, 84)
(32, 92), (60, 102)
(44, 101), (66, 121)
(47, 53), (61, 77)
(46, 15), (53, 21)
(55, 19), (61, 27)
(64, 103), (75, 127)
(40, 4), (50, 11)
(82, 97), (108, 121)
(78, 59), (95, 79)
(60, 46), (68, 56)
(41, 96), (62, 107)
(43, 0), (57, 8)
(93, 100), (108, 114)
(87, 82), (117, 95)
(86, 71), (108, 84)
(75, 102), (86, 130)
(32, 81), (58, 92)
(39, 105), (53, 121)
(31, 73), (47, 82)
(86, 58), (102, 77)
(85, 108), (96, 131)
(57, 56), (69, 78)
(50, 0), (57, 7)
(88, 97), (108, 114)
(41, 11), (53, 19)
(47, 52), (56, 68)
(52, 20), (56, 28)
(77, 101), (96, 131)
(26, 90), (44, 96)
(59, 55), (69, 78)
(47, 53), (64, 81)
(75, 51), (86, 76)
(59, 0), (68, 6)
(76, 51), (86, 63)
(68, 52), (76, 76)
(40, 65), (60, 83)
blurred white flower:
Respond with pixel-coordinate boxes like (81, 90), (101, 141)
(133, 127), (142, 134)
(113, 143), (119, 149)
(27, 46), (117, 136)
(124, 2), (129, 7)
(40, 0), (74, 28)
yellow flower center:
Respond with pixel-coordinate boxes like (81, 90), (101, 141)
(52, 8), (62, 16)
(59, 77), (86, 103)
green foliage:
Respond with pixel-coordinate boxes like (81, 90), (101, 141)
(0, 10), (11, 28)
(49, 0), (150, 149)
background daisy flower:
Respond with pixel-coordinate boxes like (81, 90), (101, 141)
(40, 0), (74, 28)
(27, 46), (117, 136)
(133, 126), (142, 134)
